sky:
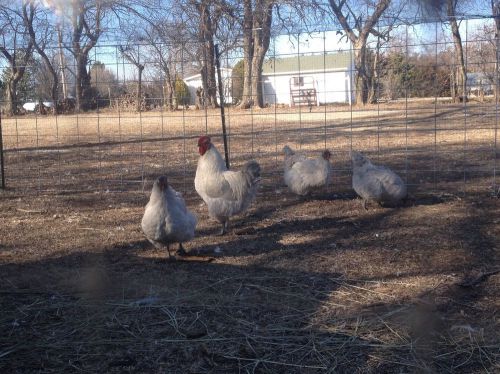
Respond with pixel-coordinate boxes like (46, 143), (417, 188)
(272, 16), (494, 57)
(273, 31), (353, 57)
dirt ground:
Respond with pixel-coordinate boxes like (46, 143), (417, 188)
(0, 102), (499, 372)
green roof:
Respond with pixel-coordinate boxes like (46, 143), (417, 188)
(262, 52), (352, 74)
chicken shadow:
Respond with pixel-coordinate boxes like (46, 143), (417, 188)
(188, 204), (401, 259)
(0, 241), (375, 373)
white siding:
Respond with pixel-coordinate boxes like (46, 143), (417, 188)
(184, 68), (233, 105)
(262, 70), (353, 106)
(185, 77), (203, 105)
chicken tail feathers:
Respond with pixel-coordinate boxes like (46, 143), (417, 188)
(243, 160), (261, 183)
(283, 145), (295, 157)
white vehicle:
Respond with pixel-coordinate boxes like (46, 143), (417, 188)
(22, 101), (54, 112)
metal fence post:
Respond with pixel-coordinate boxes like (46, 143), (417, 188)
(214, 44), (230, 170)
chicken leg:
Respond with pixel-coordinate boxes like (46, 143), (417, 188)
(165, 244), (175, 260)
(176, 243), (187, 256)
(148, 239), (175, 262)
(219, 221), (229, 236)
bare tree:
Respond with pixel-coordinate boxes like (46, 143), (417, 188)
(326, 0), (391, 105)
(445, 0), (467, 102)
(70, 0), (105, 111)
(89, 61), (119, 105)
(236, 0), (319, 109)
(177, 0), (235, 108)
(119, 43), (145, 112)
(44, 0), (109, 111)
(367, 23), (400, 104)
(110, 1), (194, 111)
(142, 22), (185, 111)
(194, 0), (217, 108)
(238, 0), (274, 109)
(463, 24), (497, 102)
(0, 2), (34, 115)
(417, 0), (470, 102)
(22, 1), (59, 114)
(148, 38), (178, 110)
(159, 0), (237, 109)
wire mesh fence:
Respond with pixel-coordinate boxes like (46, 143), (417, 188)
(0, 18), (499, 198)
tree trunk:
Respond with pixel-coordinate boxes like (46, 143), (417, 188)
(250, 43), (267, 108)
(75, 67), (83, 112)
(368, 39), (381, 104)
(137, 65), (144, 112)
(58, 26), (68, 100)
(239, 0), (254, 109)
(354, 40), (370, 105)
(447, 0), (467, 102)
(0, 44), (33, 116)
(71, 0), (101, 112)
(199, 47), (217, 109)
(40, 59), (60, 115)
(51, 78), (59, 114)
(197, 1), (218, 109)
(163, 71), (175, 111)
(450, 67), (457, 100)
(497, 29), (500, 102)
(241, 0), (273, 109)
(5, 65), (28, 115)
(204, 40), (217, 108)
(239, 50), (253, 108)
(492, 1), (500, 100)
(75, 55), (92, 111)
(6, 80), (18, 116)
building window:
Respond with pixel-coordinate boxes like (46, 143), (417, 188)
(293, 77), (304, 86)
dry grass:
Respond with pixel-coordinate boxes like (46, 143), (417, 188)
(1, 100), (498, 196)
(0, 101), (499, 372)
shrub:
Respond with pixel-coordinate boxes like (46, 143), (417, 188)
(175, 78), (190, 106)
(231, 60), (244, 104)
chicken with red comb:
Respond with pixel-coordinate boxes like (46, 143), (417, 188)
(194, 136), (261, 235)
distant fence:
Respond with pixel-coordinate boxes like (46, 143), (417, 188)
(0, 18), (499, 197)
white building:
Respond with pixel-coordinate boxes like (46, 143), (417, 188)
(183, 68), (233, 106)
(261, 52), (355, 106)
(466, 72), (494, 95)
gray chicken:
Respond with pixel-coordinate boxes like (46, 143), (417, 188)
(351, 151), (407, 209)
(141, 175), (197, 259)
(283, 145), (332, 196)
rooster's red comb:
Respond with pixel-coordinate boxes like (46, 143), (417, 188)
(198, 135), (211, 146)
